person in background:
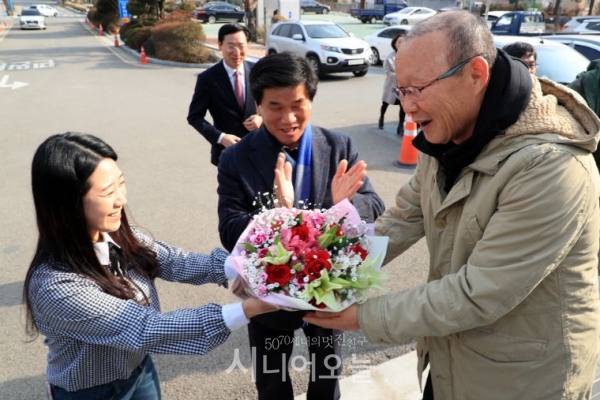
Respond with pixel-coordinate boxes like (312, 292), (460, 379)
(305, 11), (600, 400)
(502, 41), (537, 75)
(217, 52), (385, 400)
(23, 132), (276, 400)
(187, 24), (262, 166)
(379, 33), (406, 135)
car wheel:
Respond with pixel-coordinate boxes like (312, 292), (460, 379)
(307, 55), (324, 79)
(400, 19), (409, 25)
(370, 47), (380, 65)
(323, 8), (329, 14)
(54, 12), (58, 16)
(300, 8), (305, 14)
(208, 15), (216, 24)
(370, 16), (377, 24)
(361, 17), (368, 24)
(353, 69), (368, 77)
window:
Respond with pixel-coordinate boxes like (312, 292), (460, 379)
(574, 44), (600, 61)
(277, 24), (292, 38)
(290, 24), (303, 38)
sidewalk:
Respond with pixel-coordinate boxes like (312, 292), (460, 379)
(0, 0), (8, 17)
(295, 351), (425, 400)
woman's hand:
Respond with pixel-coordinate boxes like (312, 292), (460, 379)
(242, 298), (279, 318)
(274, 152), (294, 208)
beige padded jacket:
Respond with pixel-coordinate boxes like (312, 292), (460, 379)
(363, 77), (600, 400)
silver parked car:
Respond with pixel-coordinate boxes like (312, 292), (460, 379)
(266, 20), (371, 79)
(20, 8), (46, 30)
(494, 35), (590, 85)
(544, 34), (600, 61)
(363, 25), (411, 65)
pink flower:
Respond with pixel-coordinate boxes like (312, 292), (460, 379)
(257, 248), (269, 258)
(250, 231), (269, 247)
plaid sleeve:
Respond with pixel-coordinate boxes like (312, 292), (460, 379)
(32, 266), (230, 356)
(133, 228), (229, 287)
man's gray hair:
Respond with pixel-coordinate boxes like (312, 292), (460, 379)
(405, 11), (497, 70)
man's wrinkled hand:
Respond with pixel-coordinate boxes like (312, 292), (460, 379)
(303, 304), (360, 331)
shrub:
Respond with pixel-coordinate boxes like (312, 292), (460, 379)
(120, 18), (155, 47)
(175, 0), (197, 13)
(151, 18), (210, 63)
(89, 0), (121, 32)
(64, 2), (93, 13)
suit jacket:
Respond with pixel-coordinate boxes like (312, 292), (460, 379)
(217, 125), (386, 253)
(218, 126), (386, 330)
(187, 60), (257, 166)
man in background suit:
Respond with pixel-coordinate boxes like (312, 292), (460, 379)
(187, 23), (262, 166)
(217, 52), (385, 400)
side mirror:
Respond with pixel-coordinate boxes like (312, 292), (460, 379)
(292, 33), (304, 40)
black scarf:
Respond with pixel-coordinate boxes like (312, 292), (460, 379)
(412, 49), (533, 193)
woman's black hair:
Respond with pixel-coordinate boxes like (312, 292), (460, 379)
(23, 132), (159, 337)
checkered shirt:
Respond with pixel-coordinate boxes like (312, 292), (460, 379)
(28, 230), (231, 391)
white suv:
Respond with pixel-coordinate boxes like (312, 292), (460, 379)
(266, 20), (371, 78)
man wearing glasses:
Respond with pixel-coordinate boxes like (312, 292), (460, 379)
(188, 24), (262, 166)
(305, 10), (600, 400)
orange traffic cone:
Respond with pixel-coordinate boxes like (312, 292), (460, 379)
(140, 46), (148, 64)
(394, 121), (419, 168)
(90, 22), (95, 29)
(114, 34), (119, 47)
(99, 24), (104, 35)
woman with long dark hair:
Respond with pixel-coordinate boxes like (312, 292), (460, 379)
(23, 132), (275, 400)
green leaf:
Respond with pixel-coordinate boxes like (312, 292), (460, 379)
(242, 243), (258, 253)
(261, 240), (292, 265)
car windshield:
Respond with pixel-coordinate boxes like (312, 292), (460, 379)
(396, 7), (416, 14)
(535, 44), (589, 84)
(305, 24), (349, 39)
(22, 9), (42, 15)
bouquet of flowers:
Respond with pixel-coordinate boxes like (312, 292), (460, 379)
(227, 199), (388, 312)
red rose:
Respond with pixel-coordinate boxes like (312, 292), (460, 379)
(352, 244), (368, 261)
(265, 264), (293, 286)
(304, 251), (331, 281)
(292, 224), (310, 241)
(305, 250), (330, 261)
(309, 298), (327, 309)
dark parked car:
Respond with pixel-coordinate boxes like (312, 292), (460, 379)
(192, 2), (244, 24)
(300, 0), (330, 14)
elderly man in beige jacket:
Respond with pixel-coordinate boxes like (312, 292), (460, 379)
(305, 10), (600, 400)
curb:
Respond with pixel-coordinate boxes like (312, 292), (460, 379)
(85, 20), (261, 68)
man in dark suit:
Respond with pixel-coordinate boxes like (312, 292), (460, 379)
(217, 52), (385, 400)
(187, 24), (262, 166)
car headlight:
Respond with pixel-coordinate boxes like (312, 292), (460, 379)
(321, 45), (341, 53)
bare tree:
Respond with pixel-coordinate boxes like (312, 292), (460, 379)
(244, 0), (259, 42)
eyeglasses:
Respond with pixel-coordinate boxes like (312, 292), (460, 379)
(392, 54), (483, 103)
